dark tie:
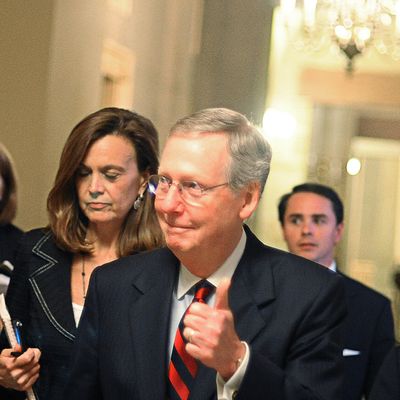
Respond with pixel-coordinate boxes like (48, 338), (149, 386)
(167, 280), (214, 400)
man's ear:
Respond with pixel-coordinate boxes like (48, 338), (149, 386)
(239, 182), (261, 221)
(334, 222), (344, 244)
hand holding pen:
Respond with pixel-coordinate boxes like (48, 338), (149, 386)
(0, 344), (41, 392)
(0, 296), (40, 398)
(0, 320), (41, 392)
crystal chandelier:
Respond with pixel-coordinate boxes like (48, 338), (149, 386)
(280, 0), (400, 72)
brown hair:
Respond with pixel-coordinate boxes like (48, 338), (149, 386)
(47, 107), (164, 256)
(0, 143), (18, 225)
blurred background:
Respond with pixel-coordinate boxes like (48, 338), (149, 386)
(2, 0), (400, 333)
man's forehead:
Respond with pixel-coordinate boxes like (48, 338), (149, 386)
(160, 133), (228, 161)
(159, 133), (229, 180)
(286, 193), (335, 215)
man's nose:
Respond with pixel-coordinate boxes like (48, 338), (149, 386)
(155, 185), (184, 213)
(300, 221), (313, 236)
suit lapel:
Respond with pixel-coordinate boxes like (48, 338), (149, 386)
(128, 249), (179, 400)
(191, 228), (276, 400)
(29, 231), (76, 340)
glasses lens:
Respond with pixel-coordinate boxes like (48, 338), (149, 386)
(148, 175), (218, 205)
(147, 175), (159, 195)
(148, 175), (173, 198)
(181, 181), (203, 198)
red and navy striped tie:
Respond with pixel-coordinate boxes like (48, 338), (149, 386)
(167, 280), (214, 400)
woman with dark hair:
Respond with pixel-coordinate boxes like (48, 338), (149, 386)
(0, 108), (164, 399)
(0, 143), (23, 292)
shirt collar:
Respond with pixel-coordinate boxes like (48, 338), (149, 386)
(176, 228), (247, 299)
(328, 260), (337, 272)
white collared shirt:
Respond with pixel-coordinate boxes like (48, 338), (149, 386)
(328, 261), (337, 272)
(168, 228), (249, 400)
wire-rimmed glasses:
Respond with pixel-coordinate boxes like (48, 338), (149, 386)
(148, 174), (229, 205)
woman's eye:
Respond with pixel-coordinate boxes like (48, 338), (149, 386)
(104, 172), (119, 181)
(77, 168), (90, 177)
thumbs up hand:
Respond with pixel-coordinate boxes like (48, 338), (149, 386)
(183, 278), (246, 381)
(214, 278), (231, 311)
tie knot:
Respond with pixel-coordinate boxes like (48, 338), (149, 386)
(193, 280), (214, 304)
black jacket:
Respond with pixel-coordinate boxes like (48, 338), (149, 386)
(66, 227), (347, 400)
(2, 228), (76, 400)
(339, 273), (394, 399)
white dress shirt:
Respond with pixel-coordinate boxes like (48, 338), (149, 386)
(168, 229), (250, 400)
(328, 261), (337, 272)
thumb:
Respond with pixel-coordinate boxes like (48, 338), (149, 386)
(214, 278), (231, 310)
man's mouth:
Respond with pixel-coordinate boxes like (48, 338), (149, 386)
(298, 242), (317, 250)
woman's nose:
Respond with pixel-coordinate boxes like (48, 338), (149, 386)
(88, 175), (104, 197)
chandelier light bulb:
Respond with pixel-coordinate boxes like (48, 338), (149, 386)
(343, 17), (353, 28)
(335, 25), (352, 41)
(357, 26), (372, 41)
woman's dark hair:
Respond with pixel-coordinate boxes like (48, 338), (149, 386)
(0, 143), (18, 225)
(47, 107), (164, 256)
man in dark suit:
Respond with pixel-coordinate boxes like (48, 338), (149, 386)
(370, 345), (400, 400)
(65, 108), (346, 400)
(278, 183), (395, 400)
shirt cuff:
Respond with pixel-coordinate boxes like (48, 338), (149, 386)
(216, 341), (249, 400)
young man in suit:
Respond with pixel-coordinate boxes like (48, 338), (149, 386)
(66, 108), (346, 400)
(278, 182), (395, 400)
(370, 345), (400, 400)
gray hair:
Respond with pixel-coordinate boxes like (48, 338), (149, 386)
(169, 108), (272, 195)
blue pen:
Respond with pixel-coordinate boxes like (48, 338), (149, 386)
(11, 319), (24, 357)
(14, 320), (23, 345)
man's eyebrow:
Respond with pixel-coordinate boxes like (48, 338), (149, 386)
(287, 213), (303, 217)
(286, 213), (328, 219)
(312, 213), (328, 218)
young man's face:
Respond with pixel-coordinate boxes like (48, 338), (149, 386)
(281, 192), (344, 267)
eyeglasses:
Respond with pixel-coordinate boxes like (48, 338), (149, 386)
(147, 174), (229, 205)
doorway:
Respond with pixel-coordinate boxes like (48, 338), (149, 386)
(343, 136), (400, 336)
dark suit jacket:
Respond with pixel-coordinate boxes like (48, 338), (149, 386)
(1, 228), (77, 400)
(340, 273), (394, 400)
(0, 223), (23, 265)
(65, 227), (346, 400)
(369, 345), (400, 400)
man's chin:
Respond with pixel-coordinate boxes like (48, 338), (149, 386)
(165, 234), (194, 254)
(296, 249), (317, 262)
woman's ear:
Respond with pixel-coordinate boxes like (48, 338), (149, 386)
(139, 171), (150, 190)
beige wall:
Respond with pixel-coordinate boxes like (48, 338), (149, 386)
(1, 1), (55, 229)
(1, 0), (273, 233)
(2, 0), (204, 231)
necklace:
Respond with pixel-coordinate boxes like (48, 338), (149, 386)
(81, 254), (86, 300)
